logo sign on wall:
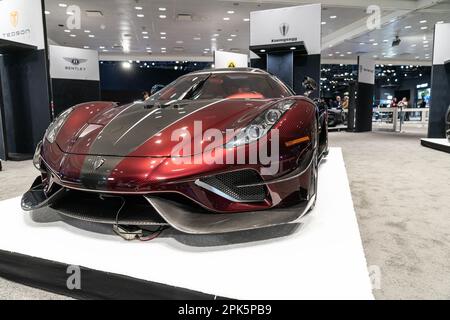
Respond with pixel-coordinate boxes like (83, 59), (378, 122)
(0, 0), (45, 49)
(214, 51), (248, 69)
(49, 45), (100, 81)
(250, 4), (321, 54)
(358, 56), (375, 85)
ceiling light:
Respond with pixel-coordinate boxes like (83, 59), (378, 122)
(373, 42), (378, 46)
(260, 49), (266, 52)
(84, 30), (91, 33)
(193, 37), (201, 40)
(243, 18), (250, 22)
(211, 38), (216, 41)
(423, 40), (429, 44)
(223, 17), (230, 21)
(411, 44), (416, 47)
(66, 11), (74, 15)
(290, 47), (296, 50)
(143, 36), (149, 39)
(176, 40), (184, 44)
(231, 34), (237, 37)
(330, 15), (337, 19)
(404, 25), (412, 29)
(424, 44), (429, 48)
(146, 47), (151, 50)
(359, 42), (365, 45)
(159, 15), (166, 19)
(135, 6), (143, 10)
(227, 38), (233, 41)
(227, 10), (235, 14)
(421, 26), (428, 30)
(99, 46), (105, 49)
(64, 29), (70, 33)
(383, 39), (388, 42)
(436, 21), (444, 24)
(420, 20), (427, 24)
(159, 8), (167, 11)
(213, 34), (219, 37)
(160, 32), (166, 35)
(347, 51), (352, 54)
(58, 3), (67, 7)
(160, 36), (166, 39)
(369, 39), (375, 42)
(137, 14), (144, 18)
(321, 21), (326, 25)
(161, 47), (166, 50)
(89, 34), (95, 38)
(45, 11), (50, 15)
(70, 34), (76, 37)
(142, 31), (148, 35)
(122, 62), (131, 69)
(328, 53), (333, 56)
(83, 46), (89, 49)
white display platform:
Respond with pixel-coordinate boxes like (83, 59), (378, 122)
(0, 148), (374, 299)
(421, 138), (450, 153)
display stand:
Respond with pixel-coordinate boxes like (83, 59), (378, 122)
(0, 148), (373, 299)
(420, 138), (450, 153)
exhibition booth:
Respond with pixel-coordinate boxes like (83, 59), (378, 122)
(0, 0), (449, 301)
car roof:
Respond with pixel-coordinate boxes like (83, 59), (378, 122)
(189, 67), (269, 75)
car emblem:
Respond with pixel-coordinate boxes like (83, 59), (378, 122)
(279, 23), (289, 36)
(10, 11), (18, 28)
(93, 157), (105, 170)
(63, 57), (88, 66)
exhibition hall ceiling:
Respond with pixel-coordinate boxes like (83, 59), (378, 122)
(44, 0), (450, 63)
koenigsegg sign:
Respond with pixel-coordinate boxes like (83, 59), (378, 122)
(50, 45), (100, 81)
(250, 4), (321, 54)
(0, 0), (45, 49)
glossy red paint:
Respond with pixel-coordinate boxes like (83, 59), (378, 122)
(39, 78), (319, 214)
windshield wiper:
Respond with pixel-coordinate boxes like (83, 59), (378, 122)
(183, 74), (211, 100)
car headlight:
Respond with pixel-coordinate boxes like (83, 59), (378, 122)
(45, 107), (74, 143)
(226, 100), (296, 148)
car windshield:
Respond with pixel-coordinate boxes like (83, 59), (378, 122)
(149, 72), (293, 102)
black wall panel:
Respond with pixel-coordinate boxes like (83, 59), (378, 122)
(355, 82), (374, 132)
(51, 79), (100, 116)
(266, 52), (294, 89)
(428, 64), (450, 138)
(0, 50), (50, 157)
(99, 63), (201, 103)
(293, 54), (321, 97)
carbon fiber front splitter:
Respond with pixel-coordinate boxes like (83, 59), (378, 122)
(21, 176), (314, 235)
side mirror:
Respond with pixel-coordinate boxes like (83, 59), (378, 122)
(302, 76), (318, 93)
(151, 84), (165, 95)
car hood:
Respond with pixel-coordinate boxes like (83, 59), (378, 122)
(61, 98), (275, 157)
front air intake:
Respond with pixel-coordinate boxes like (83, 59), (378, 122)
(196, 170), (266, 202)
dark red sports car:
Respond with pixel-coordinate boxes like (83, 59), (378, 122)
(22, 68), (328, 238)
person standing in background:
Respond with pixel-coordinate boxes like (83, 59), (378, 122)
(398, 97), (409, 121)
(142, 91), (150, 101)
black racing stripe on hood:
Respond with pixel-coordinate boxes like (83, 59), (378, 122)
(79, 155), (124, 190)
(86, 99), (225, 157)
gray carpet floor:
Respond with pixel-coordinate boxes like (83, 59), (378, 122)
(0, 130), (449, 299)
